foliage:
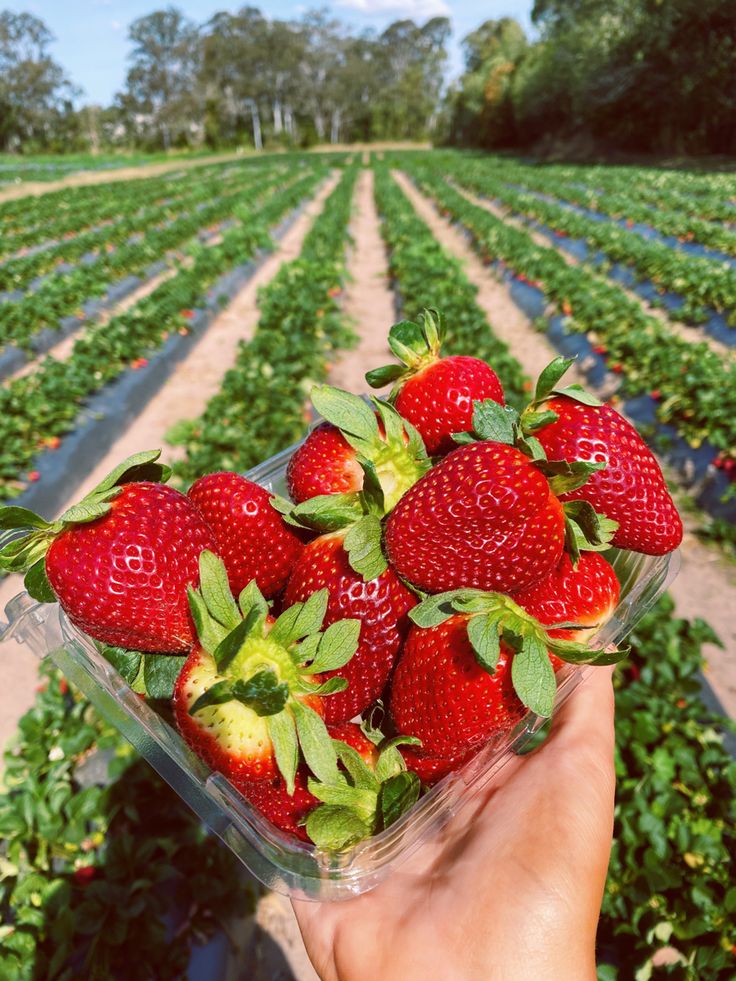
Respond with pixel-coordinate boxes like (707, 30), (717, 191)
(599, 595), (736, 978)
(0, 660), (252, 979)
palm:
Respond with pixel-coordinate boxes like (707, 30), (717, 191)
(293, 667), (616, 981)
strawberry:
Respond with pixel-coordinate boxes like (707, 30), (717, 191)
(287, 422), (363, 503)
(238, 722), (377, 841)
(390, 589), (623, 758)
(188, 471), (306, 598)
(399, 744), (476, 786)
(0, 451), (215, 652)
(384, 440), (566, 595)
(286, 386), (429, 510)
(284, 529), (417, 724)
(173, 551), (360, 789)
(522, 358), (683, 555)
(366, 309), (504, 456)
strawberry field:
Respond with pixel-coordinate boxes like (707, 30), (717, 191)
(0, 151), (735, 979)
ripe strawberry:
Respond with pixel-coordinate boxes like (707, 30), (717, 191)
(391, 590), (622, 758)
(385, 441), (565, 595)
(173, 552), (360, 788)
(366, 309), (504, 456)
(238, 722), (377, 841)
(512, 552), (620, 645)
(532, 393), (683, 554)
(399, 744), (476, 786)
(284, 530), (417, 723)
(0, 451), (214, 652)
(287, 386), (429, 511)
(287, 422), (363, 503)
(188, 471), (306, 598)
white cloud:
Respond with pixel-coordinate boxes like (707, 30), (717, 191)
(336, 0), (451, 18)
(110, 19), (122, 31)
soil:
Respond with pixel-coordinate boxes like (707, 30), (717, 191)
(0, 173), (340, 755)
(392, 169), (736, 719)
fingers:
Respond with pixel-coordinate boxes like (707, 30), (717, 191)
(547, 665), (616, 757)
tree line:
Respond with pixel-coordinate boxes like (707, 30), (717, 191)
(2, 2), (735, 157)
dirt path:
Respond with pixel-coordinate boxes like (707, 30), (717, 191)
(328, 168), (395, 395)
(0, 152), (243, 205)
(392, 170), (736, 719)
(458, 184), (735, 363)
(0, 174), (340, 755)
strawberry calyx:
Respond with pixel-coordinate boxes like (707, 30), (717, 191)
(304, 726), (422, 851)
(272, 388), (430, 582)
(409, 589), (626, 719)
(365, 308), (445, 392)
(187, 551), (361, 795)
(0, 449), (171, 602)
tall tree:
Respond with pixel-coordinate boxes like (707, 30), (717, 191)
(0, 11), (78, 151)
(122, 6), (200, 149)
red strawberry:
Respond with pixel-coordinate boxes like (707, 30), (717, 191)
(287, 387), (429, 510)
(287, 422), (363, 503)
(399, 743), (476, 785)
(390, 615), (526, 757)
(391, 590), (621, 758)
(385, 441), (565, 595)
(284, 530), (417, 723)
(533, 394), (683, 554)
(512, 552), (620, 644)
(188, 471), (306, 598)
(366, 309), (504, 456)
(173, 552), (360, 787)
(0, 451), (214, 652)
(238, 722), (377, 841)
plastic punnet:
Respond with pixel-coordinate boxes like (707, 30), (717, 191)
(0, 443), (680, 900)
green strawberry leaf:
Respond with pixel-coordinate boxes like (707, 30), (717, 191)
(0, 507), (52, 531)
(310, 385), (380, 451)
(511, 634), (556, 718)
(471, 400), (519, 445)
(410, 589), (488, 627)
(333, 740), (380, 791)
(534, 357), (575, 404)
(521, 409), (560, 434)
(379, 772), (421, 829)
(306, 778), (376, 815)
(305, 805), (373, 851)
(344, 515), (387, 581)
(537, 459), (606, 495)
(358, 460), (386, 517)
(88, 449), (171, 496)
(552, 384), (602, 407)
(374, 735), (420, 783)
(238, 580), (269, 622)
(199, 551), (242, 630)
(188, 586), (229, 653)
(467, 614), (502, 673)
(289, 493), (364, 531)
(563, 500), (618, 548)
(190, 670), (289, 717)
(24, 558), (56, 603)
(213, 606), (262, 672)
(305, 677), (349, 696)
(365, 363), (405, 389)
(266, 710), (299, 795)
(451, 431), (477, 445)
(270, 589), (329, 646)
(308, 619), (361, 674)
(99, 645), (143, 686)
(292, 700), (340, 784)
(143, 654), (187, 700)
(387, 318), (428, 365)
(372, 398), (405, 448)
(56, 498), (117, 525)
(516, 433), (547, 461)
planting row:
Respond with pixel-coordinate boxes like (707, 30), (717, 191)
(399, 159), (736, 465)
(170, 165), (359, 482)
(441, 156), (736, 326)
(0, 164), (318, 353)
(0, 168), (325, 498)
(372, 164), (528, 407)
(0, 161), (286, 292)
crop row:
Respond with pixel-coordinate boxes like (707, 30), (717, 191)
(0, 168), (325, 498)
(170, 166), (359, 483)
(401, 160), (736, 458)
(440, 156), (736, 326)
(372, 164), (528, 407)
(0, 162), (287, 293)
(494, 163), (736, 259)
(0, 164), (317, 354)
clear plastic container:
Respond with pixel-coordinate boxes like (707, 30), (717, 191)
(0, 444), (680, 901)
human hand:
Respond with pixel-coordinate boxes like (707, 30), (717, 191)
(293, 666), (616, 981)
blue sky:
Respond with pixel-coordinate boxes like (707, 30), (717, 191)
(12, 0), (535, 105)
